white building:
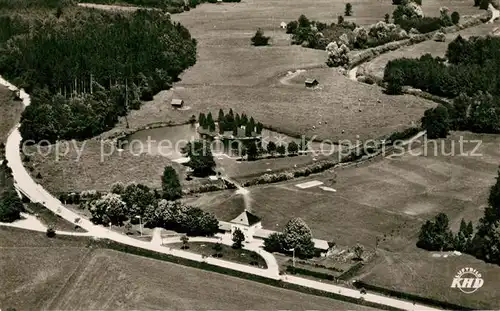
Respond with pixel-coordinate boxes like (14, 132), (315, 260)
(280, 21), (287, 29)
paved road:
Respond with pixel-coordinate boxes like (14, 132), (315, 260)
(1, 75), (441, 310)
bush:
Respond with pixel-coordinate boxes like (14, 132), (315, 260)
(251, 28), (270, 46)
(451, 11), (460, 24)
(479, 0), (490, 10)
(46, 227), (56, 238)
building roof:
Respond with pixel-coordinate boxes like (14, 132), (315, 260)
(305, 78), (318, 84)
(230, 210), (261, 226)
(171, 98), (183, 106)
(219, 221), (232, 231)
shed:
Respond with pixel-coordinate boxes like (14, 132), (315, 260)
(280, 21), (287, 29)
(171, 98), (184, 108)
(305, 78), (319, 88)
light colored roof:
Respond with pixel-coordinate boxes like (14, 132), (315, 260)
(305, 78), (318, 83)
(254, 228), (330, 250)
(230, 210), (261, 226)
(280, 21), (287, 26)
(171, 98), (183, 106)
(218, 221), (231, 231)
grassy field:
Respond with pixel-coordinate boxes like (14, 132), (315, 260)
(193, 132), (499, 247)
(361, 20), (500, 81)
(0, 85), (22, 144)
(186, 131), (500, 307)
(26, 203), (87, 232)
(0, 227), (377, 310)
(170, 241), (268, 268)
(359, 248), (500, 309)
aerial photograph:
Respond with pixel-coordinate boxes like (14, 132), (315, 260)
(1, 0), (500, 309)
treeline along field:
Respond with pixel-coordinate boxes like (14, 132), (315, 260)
(0, 2), (197, 142)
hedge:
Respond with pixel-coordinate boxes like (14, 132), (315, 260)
(353, 280), (473, 310)
(286, 265), (337, 281)
(94, 238), (402, 311)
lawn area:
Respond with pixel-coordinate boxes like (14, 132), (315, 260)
(361, 20), (500, 81)
(0, 85), (22, 145)
(359, 248), (500, 309)
(188, 131), (500, 307)
(170, 241), (267, 268)
(0, 227), (377, 310)
(25, 203), (87, 232)
(193, 132), (500, 251)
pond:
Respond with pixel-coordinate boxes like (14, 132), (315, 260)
(121, 123), (337, 160)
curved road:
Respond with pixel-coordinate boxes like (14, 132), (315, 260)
(0, 21), (440, 311)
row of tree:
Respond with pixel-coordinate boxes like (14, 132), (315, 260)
(417, 167), (500, 265)
(392, 0), (454, 33)
(385, 36), (500, 98)
(198, 109), (264, 137)
(0, 8), (197, 142)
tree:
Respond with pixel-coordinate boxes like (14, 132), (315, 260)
(484, 167), (500, 223)
(122, 183), (156, 218)
(454, 218), (474, 252)
(46, 227), (56, 238)
(298, 14), (311, 28)
(256, 122), (263, 134)
(288, 141), (299, 155)
(353, 243), (364, 260)
(345, 3), (353, 16)
(416, 213), (454, 251)
(218, 109), (224, 122)
(384, 13), (390, 23)
(162, 166), (182, 201)
(267, 141), (277, 156)
(385, 67), (404, 95)
(451, 11), (460, 25)
(247, 141), (259, 161)
(282, 217), (316, 258)
(181, 235), (189, 249)
(182, 140), (216, 177)
(189, 114), (196, 124)
(338, 15), (344, 25)
(479, 0), (490, 10)
(263, 232), (283, 252)
(232, 228), (245, 249)
(474, 0), (481, 6)
(0, 189), (24, 222)
(206, 112), (214, 126)
(251, 29), (270, 46)
(286, 20), (299, 34)
(110, 182), (125, 195)
(277, 144), (286, 156)
(89, 193), (128, 226)
(421, 105), (450, 139)
(213, 242), (223, 257)
(198, 113), (206, 128)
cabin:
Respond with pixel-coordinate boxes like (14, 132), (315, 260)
(305, 78), (319, 88)
(171, 98), (184, 109)
(280, 21), (287, 29)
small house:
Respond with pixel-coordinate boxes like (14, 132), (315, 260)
(171, 98), (184, 109)
(229, 210), (262, 242)
(305, 78), (319, 88)
(280, 21), (287, 29)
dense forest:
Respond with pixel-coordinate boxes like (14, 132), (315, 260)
(384, 36), (500, 137)
(0, 3), (197, 142)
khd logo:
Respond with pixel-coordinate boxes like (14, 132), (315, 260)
(450, 267), (484, 294)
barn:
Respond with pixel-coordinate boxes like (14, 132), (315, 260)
(305, 78), (319, 88)
(171, 98), (184, 108)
